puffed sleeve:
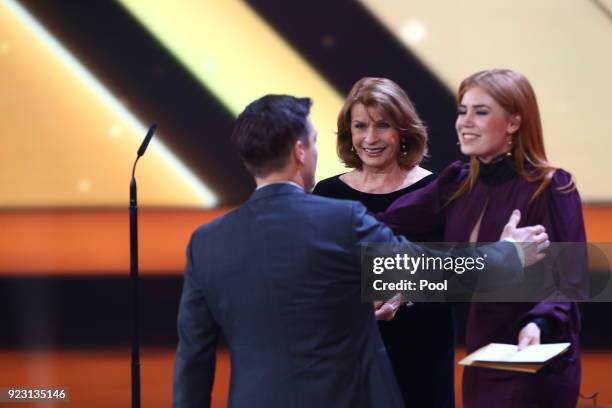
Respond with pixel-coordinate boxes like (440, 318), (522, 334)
(523, 169), (587, 341)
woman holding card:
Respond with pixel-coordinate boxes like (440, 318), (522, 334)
(380, 69), (586, 407)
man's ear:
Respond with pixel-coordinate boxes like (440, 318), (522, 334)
(507, 114), (521, 134)
(292, 139), (306, 165)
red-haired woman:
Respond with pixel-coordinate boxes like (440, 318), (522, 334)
(380, 69), (585, 408)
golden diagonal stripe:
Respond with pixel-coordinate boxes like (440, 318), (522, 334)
(0, 0), (216, 207)
(117, 0), (346, 180)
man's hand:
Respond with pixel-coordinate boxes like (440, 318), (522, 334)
(500, 209), (550, 267)
(517, 322), (541, 350)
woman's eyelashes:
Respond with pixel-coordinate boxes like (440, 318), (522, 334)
(352, 121), (391, 130)
(457, 108), (489, 116)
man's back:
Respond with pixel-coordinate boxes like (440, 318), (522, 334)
(173, 183), (404, 408)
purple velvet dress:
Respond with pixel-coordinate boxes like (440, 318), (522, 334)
(380, 158), (585, 408)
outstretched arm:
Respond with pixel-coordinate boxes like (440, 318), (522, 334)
(354, 203), (550, 304)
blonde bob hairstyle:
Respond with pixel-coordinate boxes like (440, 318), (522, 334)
(337, 77), (428, 169)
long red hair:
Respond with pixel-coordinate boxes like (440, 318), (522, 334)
(449, 69), (572, 204)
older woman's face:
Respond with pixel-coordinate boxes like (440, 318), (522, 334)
(456, 86), (519, 163)
(350, 103), (401, 171)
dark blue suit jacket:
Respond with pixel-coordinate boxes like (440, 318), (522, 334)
(172, 183), (522, 407)
(173, 183), (406, 408)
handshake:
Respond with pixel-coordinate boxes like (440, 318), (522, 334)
(374, 209), (550, 321)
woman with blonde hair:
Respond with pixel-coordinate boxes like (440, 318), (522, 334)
(313, 77), (455, 408)
(380, 69), (585, 407)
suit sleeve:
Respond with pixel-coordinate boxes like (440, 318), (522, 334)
(447, 241), (524, 291)
(173, 236), (219, 408)
(353, 202), (524, 290)
(352, 201), (405, 245)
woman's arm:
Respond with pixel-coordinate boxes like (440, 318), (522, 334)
(377, 161), (466, 237)
(520, 169), (587, 346)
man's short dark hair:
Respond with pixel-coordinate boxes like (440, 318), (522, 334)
(231, 94), (313, 177)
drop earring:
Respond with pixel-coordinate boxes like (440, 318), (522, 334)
(506, 139), (513, 157)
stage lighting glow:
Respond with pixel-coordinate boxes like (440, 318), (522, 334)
(400, 19), (427, 46)
(0, 0), (217, 207)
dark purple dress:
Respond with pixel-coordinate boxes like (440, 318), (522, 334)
(380, 159), (585, 408)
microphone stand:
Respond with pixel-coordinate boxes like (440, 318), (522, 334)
(129, 124), (157, 408)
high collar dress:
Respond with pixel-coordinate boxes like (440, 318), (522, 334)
(381, 158), (585, 408)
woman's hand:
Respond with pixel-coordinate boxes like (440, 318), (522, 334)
(373, 300), (400, 321)
(373, 293), (405, 321)
(517, 322), (541, 350)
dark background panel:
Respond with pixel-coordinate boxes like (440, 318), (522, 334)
(0, 276), (180, 347)
(1, 276), (610, 348)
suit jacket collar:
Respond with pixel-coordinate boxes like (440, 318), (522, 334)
(248, 182), (304, 202)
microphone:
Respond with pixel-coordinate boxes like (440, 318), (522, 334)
(137, 123), (158, 157)
(129, 123), (157, 408)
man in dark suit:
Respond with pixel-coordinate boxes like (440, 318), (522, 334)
(172, 95), (548, 408)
